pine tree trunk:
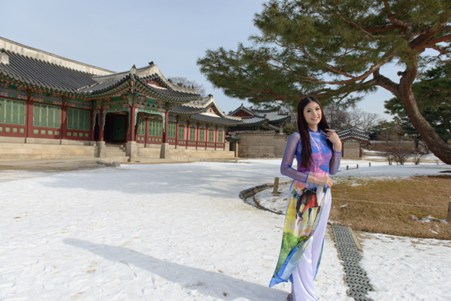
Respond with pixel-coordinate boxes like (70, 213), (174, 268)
(398, 85), (451, 164)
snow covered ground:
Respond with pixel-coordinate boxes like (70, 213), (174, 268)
(0, 159), (450, 301)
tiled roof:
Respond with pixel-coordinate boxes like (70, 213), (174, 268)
(230, 104), (290, 126)
(229, 104), (254, 116)
(0, 50), (97, 93)
(135, 77), (200, 103)
(253, 108), (279, 115)
(337, 128), (369, 142)
(0, 36), (112, 75)
(0, 38), (240, 124)
(190, 113), (241, 126)
(170, 105), (205, 115)
(171, 96), (217, 114)
(0, 38), (201, 102)
(239, 117), (266, 125)
(170, 95), (242, 124)
(78, 72), (129, 94)
(78, 71), (201, 103)
(258, 111), (290, 122)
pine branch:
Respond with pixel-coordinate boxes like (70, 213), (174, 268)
(420, 34), (451, 51)
(382, 0), (411, 31)
(374, 68), (399, 96)
(430, 45), (450, 55)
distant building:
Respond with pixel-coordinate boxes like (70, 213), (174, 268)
(0, 37), (240, 162)
(337, 128), (370, 159)
(227, 105), (291, 158)
(228, 104), (291, 133)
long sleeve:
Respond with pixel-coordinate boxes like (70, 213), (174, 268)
(329, 150), (341, 175)
(280, 132), (309, 182)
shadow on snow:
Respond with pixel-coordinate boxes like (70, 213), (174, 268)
(64, 238), (287, 301)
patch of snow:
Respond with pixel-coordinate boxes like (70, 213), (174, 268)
(0, 159), (449, 300)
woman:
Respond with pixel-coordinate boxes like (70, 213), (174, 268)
(269, 96), (342, 301)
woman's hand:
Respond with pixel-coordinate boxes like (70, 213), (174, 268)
(308, 174), (333, 187)
(326, 129), (342, 152)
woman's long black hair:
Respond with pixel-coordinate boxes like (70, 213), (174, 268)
(297, 96), (333, 168)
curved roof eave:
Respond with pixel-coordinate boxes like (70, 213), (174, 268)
(229, 103), (255, 117)
(138, 63), (199, 94)
(81, 74), (130, 97)
(190, 113), (242, 126)
(134, 77), (201, 103)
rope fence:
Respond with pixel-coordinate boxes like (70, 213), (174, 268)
(333, 197), (445, 208)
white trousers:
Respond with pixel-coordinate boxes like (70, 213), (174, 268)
(291, 191), (332, 301)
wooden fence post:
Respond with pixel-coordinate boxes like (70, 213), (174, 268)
(447, 200), (451, 223)
(272, 177), (280, 195)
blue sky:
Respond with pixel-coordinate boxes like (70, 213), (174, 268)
(1, 0), (394, 119)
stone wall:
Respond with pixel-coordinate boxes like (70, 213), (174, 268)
(342, 140), (361, 159)
(236, 131), (286, 158)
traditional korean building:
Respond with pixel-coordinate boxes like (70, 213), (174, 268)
(0, 37), (240, 162)
(227, 104), (291, 158)
(228, 104), (291, 132)
(336, 127), (370, 159)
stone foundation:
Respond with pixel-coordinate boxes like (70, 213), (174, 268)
(0, 140), (236, 162)
(0, 142), (96, 161)
(136, 143), (235, 162)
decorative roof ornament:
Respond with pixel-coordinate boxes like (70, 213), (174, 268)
(130, 64), (137, 76)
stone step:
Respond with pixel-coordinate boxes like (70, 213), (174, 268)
(104, 144), (127, 157)
(105, 149), (126, 155)
(101, 156), (130, 163)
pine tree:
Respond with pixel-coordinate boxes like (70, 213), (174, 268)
(198, 0), (451, 163)
(385, 62), (451, 146)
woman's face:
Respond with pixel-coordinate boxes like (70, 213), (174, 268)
(303, 101), (322, 130)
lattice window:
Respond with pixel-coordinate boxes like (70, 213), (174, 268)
(208, 128), (214, 142)
(149, 119), (162, 136)
(178, 124), (185, 140)
(67, 108), (90, 130)
(0, 98), (25, 125)
(137, 118), (146, 135)
(168, 122), (176, 138)
(33, 103), (61, 128)
(199, 128), (205, 141)
(189, 126), (196, 141)
(217, 129), (223, 143)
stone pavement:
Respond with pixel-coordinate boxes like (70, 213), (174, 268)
(0, 158), (117, 172)
(331, 224), (374, 301)
(0, 157), (238, 172)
